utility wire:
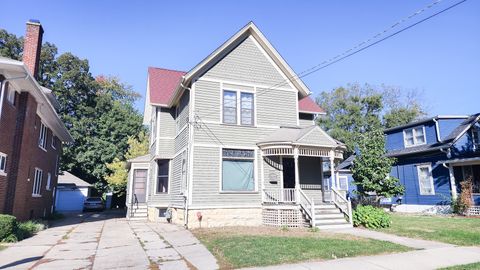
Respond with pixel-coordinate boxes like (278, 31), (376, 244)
(194, 0), (467, 120)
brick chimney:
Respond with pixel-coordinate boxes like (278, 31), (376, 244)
(23, 19), (44, 79)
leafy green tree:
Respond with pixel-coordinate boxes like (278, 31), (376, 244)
(0, 29), (144, 192)
(0, 29), (23, 60)
(351, 129), (405, 201)
(317, 84), (383, 154)
(105, 131), (149, 195)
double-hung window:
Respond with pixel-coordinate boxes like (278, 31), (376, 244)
(221, 149), (255, 192)
(222, 90), (254, 126)
(0, 152), (7, 175)
(404, 126), (426, 147)
(417, 164), (435, 195)
(33, 168), (43, 196)
(39, 122), (48, 150)
(156, 160), (169, 193)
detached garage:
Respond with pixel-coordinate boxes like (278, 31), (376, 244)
(55, 172), (92, 212)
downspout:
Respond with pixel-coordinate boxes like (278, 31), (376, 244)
(0, 74), (28, 121)
(179, 77), (192, 228)
(433, 118), (442, 143)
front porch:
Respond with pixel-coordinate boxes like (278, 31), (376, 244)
(257, 126), (352, 228)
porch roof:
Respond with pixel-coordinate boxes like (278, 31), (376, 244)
(257, 125), (344, 148)
(436, 157), (480, 166)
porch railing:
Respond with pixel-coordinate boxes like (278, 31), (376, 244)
(263, 188), (296, 204)
(331, 187), (353, 225)
(298, 189), (314, 224)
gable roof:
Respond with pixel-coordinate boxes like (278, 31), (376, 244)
(384, 115), (469, 133)
(298, 96), (325, 114)
(386, 113), (480, 157)
(58, 171), (91, 187)
(148, 22), (316, 110)
(257, 125), (342, 148)
(148, 67), (186, 106)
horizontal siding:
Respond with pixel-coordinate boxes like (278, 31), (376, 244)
(191, 146), (261, 207)
(299, 118), (314, 128)
(148, 160), (171, 205)
(256, 87), (297, 126)
(204, 36), (290, 88)
(159, 108), (175, 138)
(157, 139), (174, 158)
(262, 156), (282, 189)
(194, 122), (276, 146)
(169, 151), (186, 207)
(175, 127), (189, 153)
(176, 90), (190, 131)
(194, 80), (221, 122)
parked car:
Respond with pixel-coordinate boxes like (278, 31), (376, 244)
(83, 197), (105, 212)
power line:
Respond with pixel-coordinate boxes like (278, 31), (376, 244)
(194, 0), (467, 120)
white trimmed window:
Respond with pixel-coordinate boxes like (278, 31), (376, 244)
(404, 126), (426, 147)
(222, 90), (254, 126)
(417, 164), (435, 195)
(0, 152), (7, 174)
(338, 176), (349, 190)
(221, 149), (255, 192)
(46, 173), (51, 191)
(33, 168), (43, 196)
(156, 160), (169, 193)
(38, 122), (48, 150)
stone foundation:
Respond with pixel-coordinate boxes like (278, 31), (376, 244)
(181, 208), (262, 229)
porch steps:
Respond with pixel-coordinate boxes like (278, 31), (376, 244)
(311, 203), (352, 229)
(127, 203), (148, 221)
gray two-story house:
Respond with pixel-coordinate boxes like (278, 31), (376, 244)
(126, 22), (351, 229)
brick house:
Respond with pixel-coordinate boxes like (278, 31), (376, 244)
(0, 20), (73, 220)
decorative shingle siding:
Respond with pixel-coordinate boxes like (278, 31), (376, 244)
(203, 36), (290, 88)
(191, 146), (261, 207)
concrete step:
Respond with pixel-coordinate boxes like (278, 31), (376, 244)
(314, 204), (337, 209)
(315, 213), (345, 219)
(314, 218), (348, 225)
(131, 209), (148, 213)
(315, 223), (353, 229)
(315, 209), (341, 215)
(128, 216), (148, 221)
(131, 212), (148, 217)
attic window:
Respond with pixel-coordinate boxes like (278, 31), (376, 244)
(403, 126), (426, 147)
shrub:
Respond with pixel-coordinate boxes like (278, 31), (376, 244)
(0, 214), (17, 241)
(453, 178), (473, 215)
(16, 221), (44, 241)
(353, 205), (391, 229)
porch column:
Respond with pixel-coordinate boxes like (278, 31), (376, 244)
(449, 164), (458, 200)
(293, 147), (300, 203)
(329, 151), (336, 189)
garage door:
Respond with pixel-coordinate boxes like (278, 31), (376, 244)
(56, 189), (86, 212)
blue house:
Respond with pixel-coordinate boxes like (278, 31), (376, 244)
(341, 114), (480, 215)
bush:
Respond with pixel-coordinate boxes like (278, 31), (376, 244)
(16, 221), (44, 241)
(0, 214), (17, 241)
(353, 205), (391, 229)
(453, 178), (473, 215)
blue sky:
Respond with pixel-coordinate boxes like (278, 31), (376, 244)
(1, 0), (479, 116)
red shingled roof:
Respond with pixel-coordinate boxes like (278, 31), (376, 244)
(148, 66), (324, 114)
(298, 96), (324, 114)
(148, 67), (186, 105)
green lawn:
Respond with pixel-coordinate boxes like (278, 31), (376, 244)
(376, 214), (480, 246)
(439, 262), (480, 270)
(193, 227), (411, 269)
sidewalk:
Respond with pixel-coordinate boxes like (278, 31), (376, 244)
(242, 227), (480, 270)
(242, 246), (480, 270)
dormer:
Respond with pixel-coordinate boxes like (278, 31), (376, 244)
(403, 126), (426, 148)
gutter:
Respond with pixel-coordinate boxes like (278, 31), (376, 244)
(0, 73), (29, 121)
(432, 118), (442, 143)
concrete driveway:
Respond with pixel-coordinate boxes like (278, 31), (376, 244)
(0, 211), (218, 270)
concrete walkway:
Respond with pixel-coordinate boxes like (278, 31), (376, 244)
(330, 228), (454, 249)
(0, 211), (218, 270)
(243, 228), (480, 270)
